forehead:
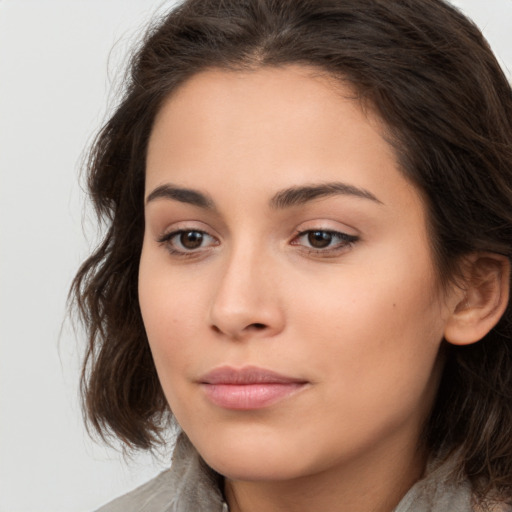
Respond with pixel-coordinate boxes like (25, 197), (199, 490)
(153, 65), (359, 126)
(148, 66), (395, 182)
(145, 65), (424, 223)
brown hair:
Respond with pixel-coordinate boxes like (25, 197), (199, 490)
(72, 0), (512, 500)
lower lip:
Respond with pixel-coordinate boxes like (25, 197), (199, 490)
(201, 382), (306, 410)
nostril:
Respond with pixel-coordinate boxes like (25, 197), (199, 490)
(210, 323), (266, 335)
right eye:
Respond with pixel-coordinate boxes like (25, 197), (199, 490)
(158, 229), (218, 256)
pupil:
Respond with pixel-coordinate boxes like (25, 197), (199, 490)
(308, 231), (332, 248)
(180, 231), (203, 249)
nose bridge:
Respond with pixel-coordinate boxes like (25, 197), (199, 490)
(209, 235), (283, 339)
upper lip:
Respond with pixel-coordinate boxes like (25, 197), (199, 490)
(199, 366), (307, 385)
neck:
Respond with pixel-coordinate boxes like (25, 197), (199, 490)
(224, 436), (427, 512)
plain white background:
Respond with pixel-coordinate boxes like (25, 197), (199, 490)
(0, 1), (511, 511)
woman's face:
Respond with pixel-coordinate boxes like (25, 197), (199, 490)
(139, 65), (454, 481)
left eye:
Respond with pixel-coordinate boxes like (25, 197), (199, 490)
(293, 230), (358, 251)
(159, 230), (217, 253)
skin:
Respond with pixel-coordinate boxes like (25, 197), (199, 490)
(139, 65), (461, 512)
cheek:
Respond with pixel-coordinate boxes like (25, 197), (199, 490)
(288, 247), (445, 416)
(138, 245), (205, 390)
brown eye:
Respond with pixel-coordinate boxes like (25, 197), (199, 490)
(158, 229), (217, 255)
(180, 231), (204, 249)
(307, 231), (333, 248)
(292, 229), (359, 255)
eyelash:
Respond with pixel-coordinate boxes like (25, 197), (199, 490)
(291, 229), (359, 256)
(157, 229), (218, 258)
(157, 228), (359, 258)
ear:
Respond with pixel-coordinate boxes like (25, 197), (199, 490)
(444, 252), (510, 346)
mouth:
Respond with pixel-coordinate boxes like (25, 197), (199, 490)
(198, 366), (309, 410)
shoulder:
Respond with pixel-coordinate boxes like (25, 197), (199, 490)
(95, 469), (175, 512)
(395, 453), (512, 512)
(95, 434), (226, 512)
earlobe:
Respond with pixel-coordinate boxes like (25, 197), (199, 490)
(444, 253), (510, 346)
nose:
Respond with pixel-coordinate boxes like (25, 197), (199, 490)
(208, 245), (285, 341)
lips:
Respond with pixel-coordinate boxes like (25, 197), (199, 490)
(199, 366), (308, 410)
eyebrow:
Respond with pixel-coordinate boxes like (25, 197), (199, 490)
(145, 181), (382, 209)
(270, 182), (382, 209)
(146, 184), (215, 209)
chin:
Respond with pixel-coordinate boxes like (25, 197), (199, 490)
(205, 451), (309, 482)
(191, 428), (316, 482)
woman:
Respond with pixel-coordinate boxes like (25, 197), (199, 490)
(72, 0), (512, 510)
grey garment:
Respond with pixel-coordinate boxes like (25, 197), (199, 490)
(95, 435), (505, 512)
(96, 434), (226, 512)
(393, 454), (472, 512)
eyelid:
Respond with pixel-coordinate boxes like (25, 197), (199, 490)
(156, 222), (220, 257)
(155, 219), (217, 241)
(157, 228), (215, 244)
(292, 217), (359, 234)
(291, 218), (359, 240)
(289, 224), (360, 256)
